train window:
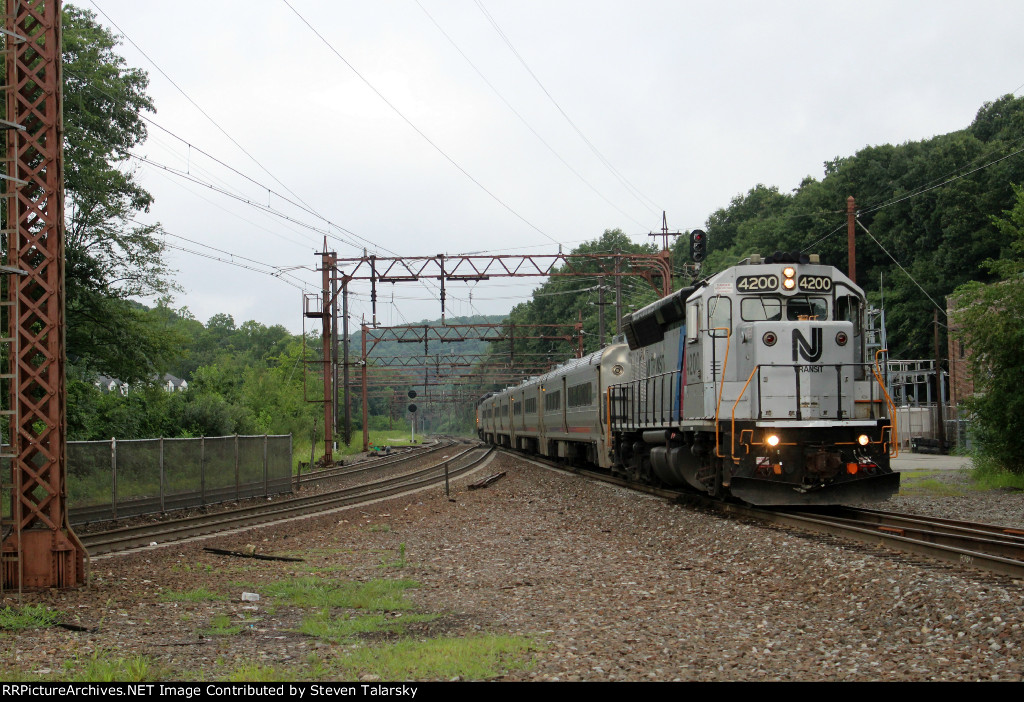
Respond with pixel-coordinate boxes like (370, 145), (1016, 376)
(686, 302), (700, 342)
(786, 296), (827, 320)
(568, 382), (593, 408)
(513, 401), (521, 416)
(741, 296), (782, 321)
(544, 389), (561, 411)
(525, 397), (537, 414)
(708, 296), (732, 332)
(835, 295), (859, 323)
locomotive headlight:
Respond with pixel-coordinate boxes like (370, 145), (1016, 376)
(857, 434), (870, 446)
(762, 331), (777, 346)
(836, 331), (848, 346)
(783, 267), (796, 279)
(766, 434), (780, 447)
(783, 278), (796, 290)
(612, 364), (624, 376)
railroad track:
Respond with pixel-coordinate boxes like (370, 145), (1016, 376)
(81, 445), (493, 556)
(505, 449), (1024, 580)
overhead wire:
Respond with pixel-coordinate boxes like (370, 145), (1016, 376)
(474, 0), (661, 216)
(280, 0), (561, 248)
(414, 0), (649, 231)
(88, 0), (322, 216)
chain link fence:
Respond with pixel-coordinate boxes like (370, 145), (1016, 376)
(67, 435), (293, 523)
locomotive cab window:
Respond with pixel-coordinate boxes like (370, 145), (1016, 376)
(835, 295), (860, 324)
(741, 296), (782, 321)
(786, 296), (827, 320)
(708, 296), (732, 336)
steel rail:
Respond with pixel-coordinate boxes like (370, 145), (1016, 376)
(503, 449), (1024, 579)
(82, 446), (492, 556)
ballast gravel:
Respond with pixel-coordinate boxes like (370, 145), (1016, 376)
(2, 453), (1022, 682)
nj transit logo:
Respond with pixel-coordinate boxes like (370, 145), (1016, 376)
(792, 328), (823, 363)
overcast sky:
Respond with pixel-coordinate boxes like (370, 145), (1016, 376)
(69, 0), (1024, 333)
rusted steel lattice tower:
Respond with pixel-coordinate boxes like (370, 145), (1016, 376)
(1, 0), (86, 592)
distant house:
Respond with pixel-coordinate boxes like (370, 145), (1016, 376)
(94, 374), (188, 394)
(162, 375), (188, 393)
(95, 375), (129, 395)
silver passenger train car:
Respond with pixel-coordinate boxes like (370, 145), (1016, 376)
(477, 253), (900, 506)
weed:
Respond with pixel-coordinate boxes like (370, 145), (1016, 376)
(260, 577), (419, 610)
(331, 635), (539, 680)
(970, 453), (1024, 491)
(0, 604), (61, 631)
(298, 610), (438, 643)
(203, 614), (245, 636)
(67, 649), (157, 682)
(368, 524), (391, 533)
(225, 662), (294, 682)
(380, 543), (408, 569)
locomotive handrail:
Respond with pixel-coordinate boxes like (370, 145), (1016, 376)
(711, 327), (733, 460)
(873, 348), (899, 457)
(726, 360), (895, 462)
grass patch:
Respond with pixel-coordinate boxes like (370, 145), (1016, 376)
(256, 577), (419, 610)
(970, 453), (1024, 491)
(158, 587), (227, 603)
(225, 662), (294, 682)
(65, 650), (158, 682)
(330, 635), (538, 681)
(298, 610), (439, 643)
(0, 604), (61, 631)
(367, 524), (391, 533)
(203, 614), (246, 637)
(896, 469), (978, 497)
(380, 543), (408, 569)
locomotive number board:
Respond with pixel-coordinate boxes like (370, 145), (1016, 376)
(798, 275), (832, 291)
(736, 274), (778, 292)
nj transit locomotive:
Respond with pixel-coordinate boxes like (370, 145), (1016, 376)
(477, 253), (900, 506)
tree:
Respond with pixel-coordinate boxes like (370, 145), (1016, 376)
(951, 185), (1024, 474)
(62, 7), (180, 382)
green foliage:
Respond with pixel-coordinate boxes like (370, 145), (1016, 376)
(63, 8), (180, 383)
(952, 185), (1024, 474)
(257, 577), (419, 610)
(702, 95), (1024, 358)
(329, 635), (538, 681)
(298, 610), (438, 643)
(0, 605), (61, 631)
(68, 652), (155, 682)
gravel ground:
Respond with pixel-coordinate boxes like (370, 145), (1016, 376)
(2, 455), (1023, 682)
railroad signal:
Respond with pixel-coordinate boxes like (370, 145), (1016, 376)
(408, 389), (417, 399)
(690, 229), (707, 263)
(408, 403), (417, 413)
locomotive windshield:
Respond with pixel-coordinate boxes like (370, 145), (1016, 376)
(740, 295), (828, 321)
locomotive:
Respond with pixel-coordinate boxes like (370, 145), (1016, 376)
(476, 252), (901, 506)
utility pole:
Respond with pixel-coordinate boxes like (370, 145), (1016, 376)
(331, 256), (339, 452)
(342, 276), (351, 446)
(614, 251), (623, 335)
(597, 276), (606, 347)
(934, 309), (946, 452)
(320, 245), (334, 465)
(847, 196), (857, 284)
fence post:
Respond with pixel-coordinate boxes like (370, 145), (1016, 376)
(111, 437), (117, 520)
(159, 437), (165, 514)
(263, 434), (268, 496)
(290, 434), (296, 493)
(200, 436), (206, 506)
(234, 434), (240, 501)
